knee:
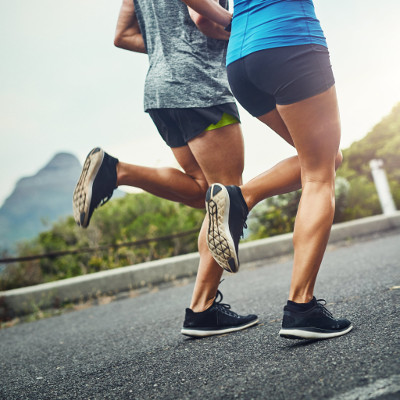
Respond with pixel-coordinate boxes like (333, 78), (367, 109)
(334, 150), (343, 171)
(184, 178), (208, 209)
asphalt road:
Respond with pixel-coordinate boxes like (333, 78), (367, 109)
(1, 231), (399, 400)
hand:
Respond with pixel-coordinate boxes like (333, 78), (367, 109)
(224, 19), (232, 32)
(182, 0), (232, 27)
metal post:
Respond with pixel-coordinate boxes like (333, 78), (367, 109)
(369, 159), (397, 215)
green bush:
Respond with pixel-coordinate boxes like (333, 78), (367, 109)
(0, 193), (203, 290)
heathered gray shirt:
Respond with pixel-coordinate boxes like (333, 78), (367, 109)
(133, 0), (235, 111)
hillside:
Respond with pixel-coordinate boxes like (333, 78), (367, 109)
(336, 102), (400, 220)
(0, 153), (125, 252)
(0, 153), (83, 251)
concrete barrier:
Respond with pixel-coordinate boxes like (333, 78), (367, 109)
(1, 212), (399, 317)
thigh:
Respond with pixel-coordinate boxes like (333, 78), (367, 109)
(171, 145), (209, 193)
(277, 86), (341, 181)
(257, 108), (294, 147)
(151, 105), (245, 187)
(187, 122), (245, 186)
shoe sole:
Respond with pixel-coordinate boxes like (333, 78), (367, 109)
(72, 147), (104, 228)
(181, 318), (259, 338)
(279, 324), (353, 340)
(206, 184), (239, 273)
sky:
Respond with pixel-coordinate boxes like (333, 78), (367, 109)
(1, 0), (400, 207)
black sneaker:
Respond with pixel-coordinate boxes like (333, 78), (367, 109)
(73, 147), (118, 228)
(279, 297), (353, 340)
(206, 184), (248, 273)
(181, 290), (258, 337)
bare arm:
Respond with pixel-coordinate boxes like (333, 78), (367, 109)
(188, 3), (230, 40)
(182, 0), (232, 28)
(114, 0), (146, 54)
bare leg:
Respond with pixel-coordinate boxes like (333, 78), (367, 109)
(119, 122), (245, 312)
(204, 89), (341, 305)
(185, 123), (245, 311)
(116, 122), (246, 211)
(274, 86), (341, 303)
(116, 156), (208, 209)
(241, 108), (342, 211)
(108, 122), (243, 313)
(242, 155), (301, 210)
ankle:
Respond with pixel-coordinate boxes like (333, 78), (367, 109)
(239, 186), (253, 211)
(288, 293), (314, 304)
(286, 297), (316, 311)
(190, 297), (215, 313)
(115, 161), (124, 187)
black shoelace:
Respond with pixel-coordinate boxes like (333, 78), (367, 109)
(238, 208), (248, 239)
(213, 290), (239, 317)
(97, 192), (113, 208)
(316, 299), (334, 318)
(240, 220), (247, 238)
(239, 189), (248, 238)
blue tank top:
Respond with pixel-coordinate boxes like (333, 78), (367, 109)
(227, 0), (327, 66)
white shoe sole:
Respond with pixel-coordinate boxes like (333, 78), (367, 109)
(181, 318), (259, 337)
(206, 183), (239, 273)
(279, 324), (353, 340)
(72, 148), (104, 228)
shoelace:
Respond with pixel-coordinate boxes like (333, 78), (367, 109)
(213, 290), (239, 317)
(316, 298), (334, 318)
(240, 222), (247, 238)
(97, 193), (113, 208)
(239, 215), (248, 238)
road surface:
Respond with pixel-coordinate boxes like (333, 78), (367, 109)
(1, 231), (399, 399)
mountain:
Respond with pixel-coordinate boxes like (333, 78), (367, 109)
(0, 152), (124, 252)
(0, 153), (82, 252)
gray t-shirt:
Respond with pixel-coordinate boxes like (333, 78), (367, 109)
(133, 0), (235, 111)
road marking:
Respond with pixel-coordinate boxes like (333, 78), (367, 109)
(329, 375), (400, 400)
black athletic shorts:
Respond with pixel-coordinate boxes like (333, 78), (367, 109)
(227, 44), (335, 117)
(147, 102), (240, 148)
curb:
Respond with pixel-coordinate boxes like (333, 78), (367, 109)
(1, 212), (399, 317)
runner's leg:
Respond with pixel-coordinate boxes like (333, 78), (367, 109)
(241, 108), (342, 211)
(184, 122), (245, 312)
(116, 157), (208, 209)
(274, 86), (341, 303)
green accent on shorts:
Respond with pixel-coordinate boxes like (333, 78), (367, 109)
(204, 112), (239, 132)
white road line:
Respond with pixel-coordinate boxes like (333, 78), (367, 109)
(329, 374), (400, 400)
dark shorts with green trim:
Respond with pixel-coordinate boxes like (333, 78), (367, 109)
(147, 102), (240, 148)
